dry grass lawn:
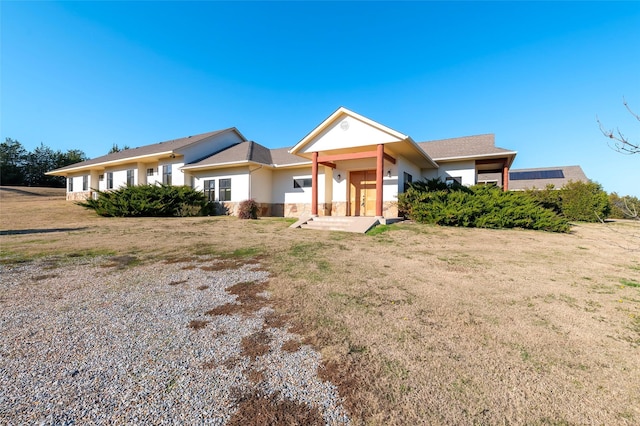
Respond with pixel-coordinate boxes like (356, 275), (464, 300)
(2, 186), (639, 424)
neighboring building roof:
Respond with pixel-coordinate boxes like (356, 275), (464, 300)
(418, 134), (517, 161)
(48, 128), (243, 174)
(508, 165), (588, 191)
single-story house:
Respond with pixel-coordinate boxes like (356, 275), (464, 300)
(47, 107), (585, 218)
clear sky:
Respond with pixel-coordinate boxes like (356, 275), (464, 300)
(2, 1), (639, 197)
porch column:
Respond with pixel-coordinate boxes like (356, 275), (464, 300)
(311, 152), (318, 216)
(376, 144), (384, 217)
(503, 162), (509, 192)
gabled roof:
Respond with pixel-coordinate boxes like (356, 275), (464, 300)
(508, 165), (588, 191)
(183, 141), (272, 170)
(418, 134), (517, 162)
(289, 106), (411, 155)
(289, 106), (438, 169)
(47, 128), (244, 175)
(183, 142), (313, 170)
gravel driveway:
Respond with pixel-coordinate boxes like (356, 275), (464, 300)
(0, 255), (350, 425)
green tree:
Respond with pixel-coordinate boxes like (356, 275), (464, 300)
(0, 138), (27, 185)
(560, 181), (610, 222)
(23, 143), (63, 187)
(108, 143), (131, 154)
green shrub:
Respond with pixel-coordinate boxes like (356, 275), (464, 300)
(238, 199), (259, 219)
(525, 184), (562, 214)
(608, 192), (640, 220)
(78, 184), (206, 217)
(559, 181), (610, 222)
(398, 179), (569, 233)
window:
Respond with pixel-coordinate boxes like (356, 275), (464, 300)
(403, 172), (413, 192)
(106, 172), (113, 189)
(99, 174), (104, 181)
(445, 176), (462, 186)
(219, 178), (231, 201)
(127, 169), (135, 186)
(163, 165), (172, 185)
(293, 178), (312, 188)
(203, 179), (215, 202)
(68, 178), (73, 192)
(82, 175), (88, 191)
(146, 168), (155, 177)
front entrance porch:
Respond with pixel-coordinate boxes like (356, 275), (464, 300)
(310, 144), (393, 218)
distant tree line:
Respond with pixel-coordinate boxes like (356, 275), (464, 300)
(0, 137), (88, 187)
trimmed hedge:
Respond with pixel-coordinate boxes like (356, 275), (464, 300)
(398, 179), (570, 233)
(78, 184), (206, 217)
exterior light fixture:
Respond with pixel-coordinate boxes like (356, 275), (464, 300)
(387, 170), (391, 178)
(337, 174), (341, 181)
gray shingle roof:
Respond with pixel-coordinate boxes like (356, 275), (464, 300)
(185, 143), (311, 169)
(418, 134), (515, 160)
(270, 147), (310, 166)
(49, 129), (237, 173)
(508, 165), (588, 191)
(186, 141), (272, 167)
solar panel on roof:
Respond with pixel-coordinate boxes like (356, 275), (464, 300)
(509, 170), (564, 180)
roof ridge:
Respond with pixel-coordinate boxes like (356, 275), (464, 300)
(419, 133), (495, 144)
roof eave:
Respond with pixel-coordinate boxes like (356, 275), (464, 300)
(433, 151), (518, 163)
(46, 150), (177, 176)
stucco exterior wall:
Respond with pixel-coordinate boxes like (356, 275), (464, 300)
(190, 166), (250, 202)
(271, 168), (327, 204)
(249, 167), (273, 203)
(301, 116), (401, 153)
(422, 160), (477, 186)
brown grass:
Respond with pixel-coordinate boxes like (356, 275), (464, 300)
(227, 391), (324, 426)
(188, 319), (210, 330)
(281, 339), (301, 353)
(2, 187), (640, 424)
(240, 330), (272, 360)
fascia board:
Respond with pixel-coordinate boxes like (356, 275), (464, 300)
(434, 151), (518, 163)
(45, 151), (175, 175)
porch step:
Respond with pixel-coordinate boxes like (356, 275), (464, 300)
(297, 216), (380, 233)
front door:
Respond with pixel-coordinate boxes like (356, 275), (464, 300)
(349, 170), (377, 216)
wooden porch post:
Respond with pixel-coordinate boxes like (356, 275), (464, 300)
(376, 144), (384, 217)
(503, 162), (509, 192)
(311, 152), (318, 216)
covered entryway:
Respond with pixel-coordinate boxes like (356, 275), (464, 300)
(287, 107), (439, 219)
(349, 170), (377, 216)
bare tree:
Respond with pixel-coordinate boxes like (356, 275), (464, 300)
(597, 97), (640, 155)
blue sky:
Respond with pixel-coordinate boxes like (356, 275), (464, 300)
(2, 1), (639, 196)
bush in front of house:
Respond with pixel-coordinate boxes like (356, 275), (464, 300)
(238, 199), (259, 219)
(78, 184), (206, 217)
(525, 184), (562, 215)
(557, 180), (611, 222)
(398, 179), (570, 232)
(526, 181), (611, 223)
